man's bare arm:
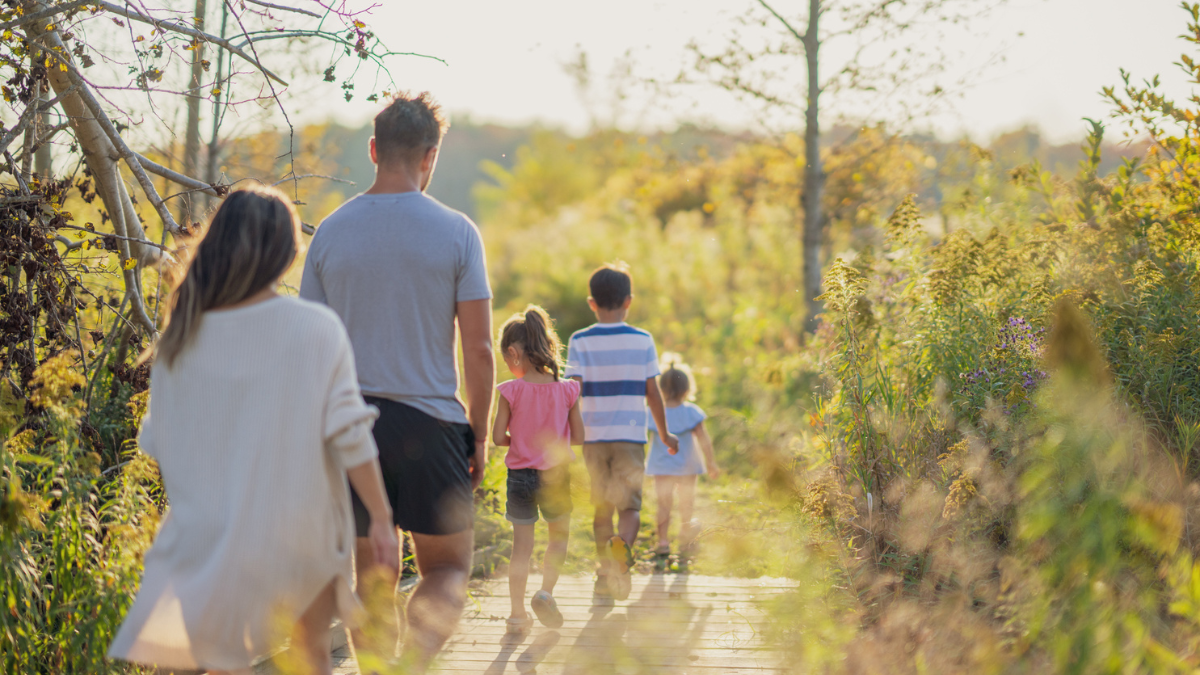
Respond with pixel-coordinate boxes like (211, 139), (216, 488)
(457, 298), (495, 490)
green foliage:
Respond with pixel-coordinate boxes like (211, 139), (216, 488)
(0, 354), (159, 674)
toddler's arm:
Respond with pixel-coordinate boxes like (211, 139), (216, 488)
(646, 377), (680, 454)
(491, 395), (512, 447)
(694, 420), (720, 479)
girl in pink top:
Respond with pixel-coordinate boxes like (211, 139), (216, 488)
(492, 305), (584, 635)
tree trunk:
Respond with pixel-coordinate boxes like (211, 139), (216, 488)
(34, 86), (51, 177)
(801, 0), (824, 331)
(179, 0), (206, 229)
(22, 1), (156, 335)
(203, 1), (228, 216)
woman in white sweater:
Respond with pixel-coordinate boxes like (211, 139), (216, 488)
(107, 186), (399, 675)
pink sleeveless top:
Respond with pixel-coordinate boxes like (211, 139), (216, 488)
(496, 378), (581, 470)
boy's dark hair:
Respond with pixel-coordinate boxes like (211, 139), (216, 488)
(589, 262), (633, 310)
(373, 91), (448, 167)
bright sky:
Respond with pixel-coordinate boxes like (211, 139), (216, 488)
(314, 0), (1190, 143)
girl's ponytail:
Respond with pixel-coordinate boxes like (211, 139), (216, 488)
(658, 352), (695, 402)
(498, 304), (563, 379)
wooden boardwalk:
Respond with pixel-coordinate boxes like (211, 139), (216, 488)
(321, 572), (791, 674)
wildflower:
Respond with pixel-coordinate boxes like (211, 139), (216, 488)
(29, 351), (85, 410)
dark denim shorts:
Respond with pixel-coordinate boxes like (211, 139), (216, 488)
(506, 464), (572, 525)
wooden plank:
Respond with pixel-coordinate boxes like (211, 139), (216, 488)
(305, 573), (788, 674)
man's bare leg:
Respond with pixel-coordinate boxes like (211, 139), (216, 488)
(350, 536), (403, 661)
(404, 528), (474, 672)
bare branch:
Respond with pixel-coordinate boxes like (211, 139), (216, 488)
(0, 101), (39, 155)
(242, 0), (323, 19)
(0, 0), (90, 33)
(271, 173), (354, 187)
(756, 0), (809, 48)
(37, 42), (183, 235)
(233, 29), (448, 64)
(136, 152), (225, 198)
(94, 0), (289, 86)
(56, 224), (170, 251)
(54, 235), (83, 250)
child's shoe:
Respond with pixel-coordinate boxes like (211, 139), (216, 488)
(505, 615), (533, 637)
(531, 590), (564, 628)
(606, 535), (634, 600)
(653, 545), (671, 572)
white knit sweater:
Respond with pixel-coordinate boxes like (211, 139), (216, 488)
(107, 296), (379, 671)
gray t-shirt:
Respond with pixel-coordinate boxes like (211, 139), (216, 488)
(300, 192), (492, 424)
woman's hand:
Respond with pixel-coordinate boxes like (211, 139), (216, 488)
(368, 518), (400, 574)
(707, 465), (721, 480)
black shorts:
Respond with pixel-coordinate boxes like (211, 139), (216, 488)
(506, 465), (572, 525)
(352, 397), (475, 536)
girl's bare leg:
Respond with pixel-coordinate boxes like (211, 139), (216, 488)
(654, 476), (676, 550)
(541, 519), (570, 594)
(678, 476), (698, 551)
(509, 523), (536, 618)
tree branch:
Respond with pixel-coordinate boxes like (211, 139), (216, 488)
(0, 0), (91, 33)
(38, 43), (184, 236)
(241, 0), (323, 19)
(756, 0), (810, 49)
(0, 99), (39, 155)
(136, 152), (226, 198)
(94, 0), (289, 86)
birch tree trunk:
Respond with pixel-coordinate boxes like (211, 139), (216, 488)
(179, 0), (207, 228)
(22, 1), (157, 334)
(801, 0), (824, 331)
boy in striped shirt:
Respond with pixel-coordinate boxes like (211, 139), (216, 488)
(566, 263), (679, 601)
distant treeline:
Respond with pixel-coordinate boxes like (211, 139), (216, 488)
(300, 119), (1143, 222)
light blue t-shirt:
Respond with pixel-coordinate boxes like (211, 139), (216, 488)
(646, 402), (707, 476)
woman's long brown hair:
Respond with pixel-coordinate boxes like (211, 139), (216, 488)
(155, 185), (300, 368)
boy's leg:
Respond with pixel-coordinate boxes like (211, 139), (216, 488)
(678, 476), (698, 551)
(592, 502), (616, 576)
(613, 442), (646, 549)
(509, 524), (536, 618)
(654, 476), (675, 550)
(583, 444), (617, 578)
(617, 508), (641, 550)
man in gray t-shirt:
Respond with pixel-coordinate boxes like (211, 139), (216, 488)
(299, 92), (494, 671)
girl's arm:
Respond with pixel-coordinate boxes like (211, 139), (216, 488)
(491, 395), (512, 447)
(568, 397), (585, 446)
(694, 420), (720, 479)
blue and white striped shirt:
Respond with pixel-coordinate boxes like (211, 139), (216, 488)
(565, 323), (660, 444)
